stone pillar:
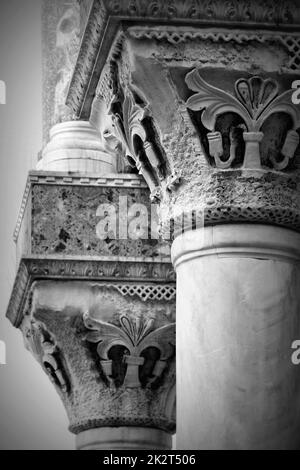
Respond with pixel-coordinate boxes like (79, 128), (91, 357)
(64, 0), (300, 449)
(172, 224), (300, 449)
(7, 173), (176, 450)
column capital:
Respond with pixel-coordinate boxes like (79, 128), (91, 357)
(19, 279), (175, 443)
(66, 5), (300, 238)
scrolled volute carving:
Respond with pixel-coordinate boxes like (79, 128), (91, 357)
(186, 70), (300, 170)
(83, 312), (175, 389)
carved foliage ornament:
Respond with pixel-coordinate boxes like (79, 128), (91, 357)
(111, 89), (167, 200)
(23, 319), (69, 393)
(186, 70), (300, 170)
(83, 312), (175, 388)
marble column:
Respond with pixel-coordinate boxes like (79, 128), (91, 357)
(172, 224), (300, 449)
(38, 120), (116, 173)
(7, 173), (176, 450)
(8, 0), (178, 451)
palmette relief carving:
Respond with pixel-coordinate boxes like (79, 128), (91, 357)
(22, 317), (69, 393)
(186, 71), (300, 170)
(96, 58), (183, 197)
(110, 87), (171, 199)
(83, 312), (175, 389)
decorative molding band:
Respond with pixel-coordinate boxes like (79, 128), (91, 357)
(101, 0), (300, 24)
(128, 27), (300, 71)
(13, 171), (147, 242)
(6, 257), (175, 328)
(69, 415), (175, 435)
(66, 0), (300, 118)
(172, 224), (300, 269)
(27, 171), (146, 187)
(89, 283), (176, 302)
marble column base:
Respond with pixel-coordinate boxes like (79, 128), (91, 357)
(38, 121), (116, 173)
(76, 427), (172, 450)
(172, 224), (300, 450)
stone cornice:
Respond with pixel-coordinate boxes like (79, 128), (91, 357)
(66, 0), (300, 119)
(6, 256), (175, 328)
(13, 171), (147, 242)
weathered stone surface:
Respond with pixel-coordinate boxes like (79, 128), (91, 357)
(159, 170), (300, 237)
(15, 171), (171, 260)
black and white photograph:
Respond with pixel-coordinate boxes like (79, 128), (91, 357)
(0, 0), (300, 454)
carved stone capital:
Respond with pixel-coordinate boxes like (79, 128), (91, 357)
(71, 15), (300, 238)
(17, 279), (175, 440)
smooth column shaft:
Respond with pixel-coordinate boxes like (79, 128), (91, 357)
(172, 224), (300, 449)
